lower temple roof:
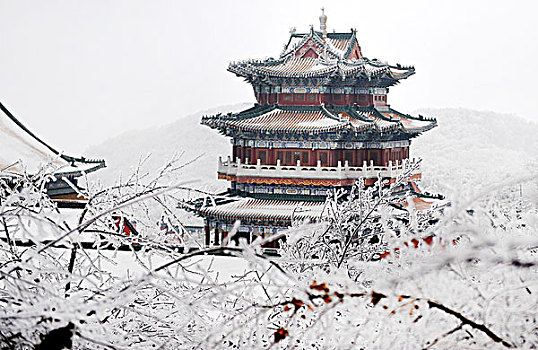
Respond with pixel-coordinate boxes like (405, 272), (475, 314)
(196, 194), (439, 223)
(0, 101), (105, 177)
(197, 198), (327, 222)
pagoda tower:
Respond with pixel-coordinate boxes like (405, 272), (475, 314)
(196, 10), (436, 247)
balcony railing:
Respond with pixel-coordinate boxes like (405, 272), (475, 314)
(218, 156), (420, 181)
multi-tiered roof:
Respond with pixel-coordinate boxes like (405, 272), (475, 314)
(192, 11), (437, 247)
(229, 28), (414, 86)
(203, 24), (436, 140)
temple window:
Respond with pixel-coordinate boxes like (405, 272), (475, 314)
(277, 151), (284, 163)
(368, 150), (380, 165)
(293, 151), (301, 164)
(301, 151), (309, 164)
(344, 150), (354, 165)
(319, 152), (329, 166)
(258, 150), (267, 164)
(285, 151), (292, 164)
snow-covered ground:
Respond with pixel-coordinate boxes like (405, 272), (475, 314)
(90, 249), (250, 282)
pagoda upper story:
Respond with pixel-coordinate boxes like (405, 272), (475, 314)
(194, 10), (439, 247)
(200, 9), (436, 202)
(228, 24), (415, 108)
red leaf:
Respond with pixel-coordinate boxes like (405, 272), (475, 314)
(310, 281), (330, 293)
(380, 251), (390, 259)
(423, 236), (433, 245)
(274, 328), (289, 343)
(291, 298), (304, 311)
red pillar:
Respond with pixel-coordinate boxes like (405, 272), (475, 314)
(204, 225), (210, 246)
(214, 228), (220, 246)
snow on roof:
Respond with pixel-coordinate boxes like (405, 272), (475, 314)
(229, 56), (412, 81)
(199, 198), (326, 221)
(372, 116), (398, 131)
(281, 31), (355, 60)
(381, 112), (435, 132)
(0, 104), (67, 173)
(203, 105), (436, 136)
(229, 29), (413, 83)
(258, 57), (332, 74)
(326, 36), (350, 57)
(226, 108), (343, 133)
(0, 102), (105, 176)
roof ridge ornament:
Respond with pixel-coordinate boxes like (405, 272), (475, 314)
(319, 8), (328, 39)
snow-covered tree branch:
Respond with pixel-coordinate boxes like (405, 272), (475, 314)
(0, 160), (537, 349)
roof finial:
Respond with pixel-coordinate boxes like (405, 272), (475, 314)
(319, 8), (328, 39)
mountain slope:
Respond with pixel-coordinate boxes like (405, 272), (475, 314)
(413, 108), (538, 196)
(85, 103), (251, 192)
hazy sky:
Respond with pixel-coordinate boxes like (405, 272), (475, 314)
(1, 0), (537, 154)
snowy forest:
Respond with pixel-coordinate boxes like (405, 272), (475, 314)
(1, 106), (537, 349)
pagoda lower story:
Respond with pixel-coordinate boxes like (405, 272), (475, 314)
(189, 11), (437, 248)
(199, 199), (325, 248)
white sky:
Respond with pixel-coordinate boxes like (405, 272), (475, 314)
(1, 0), (537, 154)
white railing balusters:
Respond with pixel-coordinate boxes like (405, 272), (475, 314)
(217, 158), (420, 180)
